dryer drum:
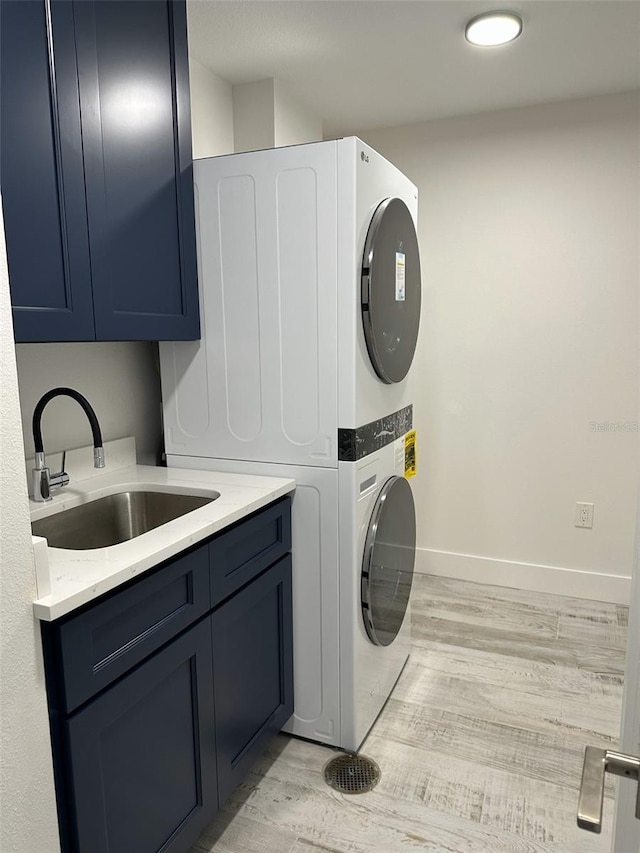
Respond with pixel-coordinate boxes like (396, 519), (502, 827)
(361, 475), (416, 646)
(361, 197), (422, 384)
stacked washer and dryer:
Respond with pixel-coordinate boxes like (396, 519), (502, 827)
(160, 137), (422, 752)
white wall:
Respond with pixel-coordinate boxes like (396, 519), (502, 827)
(15, 342), (163, 466)
(361, 93), (639, 603)
(189, 58), (234, 158)
(273, 79), (323, 148)
(233, 79), (276, 154)
(233, 78), (322, 153)
(0, 201), (60, 852)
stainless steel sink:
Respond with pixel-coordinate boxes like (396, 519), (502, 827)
(31, 490), (219, 550)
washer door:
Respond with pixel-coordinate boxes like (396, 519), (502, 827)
(361, 197), (421, 384)
(361, 475), (416, 647)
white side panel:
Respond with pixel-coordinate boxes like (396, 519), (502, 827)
(278, 168), (321, 446)
(337, 138), (419, 430)
(166, 455), (342, 745)
(219, 175), (262, 441)
(159, 182), (212, 446)
(285, 469), (341, 742)
(162, 144), (338, 467)
(264, 143), (339, 464)
(336, 138), (358, 432)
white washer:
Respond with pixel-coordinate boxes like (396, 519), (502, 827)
(167, 436), (415, 753)
(160, 137), (421, 468)
(338, 439), (415, 750)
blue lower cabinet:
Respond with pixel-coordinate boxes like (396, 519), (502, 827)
(43, 498), (294, 853)
(64, 619), (217, 853)
(212, 555), (294, 806)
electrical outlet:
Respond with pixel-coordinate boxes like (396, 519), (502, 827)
(575, 502), (594, 529)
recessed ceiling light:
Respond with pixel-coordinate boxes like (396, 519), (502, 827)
(465, 11), (523, 47)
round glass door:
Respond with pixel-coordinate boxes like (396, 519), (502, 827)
(361, 475), (416, 646)
(361, 197), (422, 384)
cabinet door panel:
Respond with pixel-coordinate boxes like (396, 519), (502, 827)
(66, 619), (217, 853)
(212, 556), (294, 806)
(0, 0), (95, 341)
(73, 0), (199, 341)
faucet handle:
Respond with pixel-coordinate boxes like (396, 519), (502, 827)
(32, 463), (52, 502)
(39, 469), (50, 501)
(32, 452), (51, 502)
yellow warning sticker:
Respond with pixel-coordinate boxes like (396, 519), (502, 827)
(404, 430), (417, 478)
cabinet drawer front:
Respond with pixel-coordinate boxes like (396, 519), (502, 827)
(209, 496), (292, 606)
(51, 544), (210, 712)
(212, 554), (294, 806)
(65, 619), (217, 853)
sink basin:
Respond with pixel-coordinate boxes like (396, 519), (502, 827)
(31, 490), (219, 550)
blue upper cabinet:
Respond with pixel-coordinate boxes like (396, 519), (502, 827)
(0, 0), (199, 343)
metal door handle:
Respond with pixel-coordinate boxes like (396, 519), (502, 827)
(578, 746), (640, 832)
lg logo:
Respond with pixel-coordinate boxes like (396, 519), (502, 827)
(360, 151), (369, 163)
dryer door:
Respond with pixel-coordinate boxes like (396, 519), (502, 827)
(362, 475), (416, 646)
(361, 197), (421, 384)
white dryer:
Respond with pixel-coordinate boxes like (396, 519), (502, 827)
(166, 435), (416, 752)
(160, 137), (421, 468)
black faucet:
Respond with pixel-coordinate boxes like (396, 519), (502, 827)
(31, 387), (105, 502)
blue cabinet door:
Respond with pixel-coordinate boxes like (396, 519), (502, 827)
(73, 0), (199, 341)
(0, 0), (95, 342)
(212, 556), (294, 806)
(64, 619), (217, 853)
(1, 0), (199, 343)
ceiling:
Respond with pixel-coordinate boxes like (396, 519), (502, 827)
(187, 0), (640, 136)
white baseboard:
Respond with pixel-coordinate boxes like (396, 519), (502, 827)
(415, 548), (631, 605)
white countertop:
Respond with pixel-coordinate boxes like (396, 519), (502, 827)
(31, 459), (295, 622)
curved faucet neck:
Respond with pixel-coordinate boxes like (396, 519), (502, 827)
(32, 387), (103, 454)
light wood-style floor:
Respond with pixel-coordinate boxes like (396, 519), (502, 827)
(191, 575), (628, 853)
